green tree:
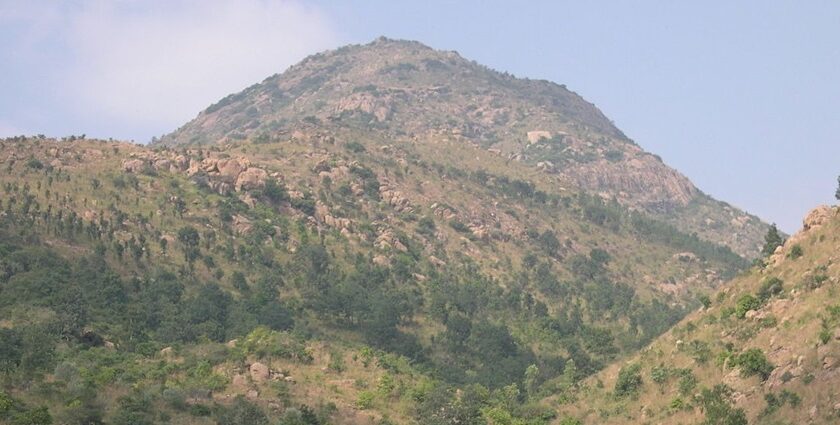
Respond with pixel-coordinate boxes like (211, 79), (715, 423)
(614, 363), (643, 397)
(735, 294), (761, 319)
(734, 349), (773, 380)
(215, 396), (268, 425)
(761, 224), (784, 256)
(524, 364), (540, 397)
(11, 406), (52, 425)
(562, 358), (578, 388)
(698, 384), (747, 425)
(177, 226), (200, 264)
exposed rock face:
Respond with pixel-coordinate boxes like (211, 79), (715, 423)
(218, 158), (249, 182)
(122, 159), (146, 173)
(803, 205), (834, 231)
(235, 167), (268, 191)
(568, 154), (697, 211)
(335, 92), (393, 122)
(527, 131), (552, 144)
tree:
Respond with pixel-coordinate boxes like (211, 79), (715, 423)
(561, 359), (578, 388)
(524, 364), (540, 397)
(698, 384), (747, 425)
(735, 294), (761, 319)
(836, 175), (840, 201)
(761, 224), (784, 256)
(177, 226), (200, 264)
(734, 349), (773, 380)
(215, 396), (268, 425)
(614, 363), (642, 397)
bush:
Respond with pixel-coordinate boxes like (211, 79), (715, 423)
(735, 294), (761, 319)
(448, 219), (470, 233)
(614, 363), (643, 397)
(734, 349), (773, 380)
(356, 391), (375, 409)
(757, 277), (784, 302)
(698, 384), (746, 425)
(25, 158), (44, 170)
(650, 365), (669, 384)
(786, 244), (803, 259)
(345, 141), (366, 153)
(214, 396), (268, 425)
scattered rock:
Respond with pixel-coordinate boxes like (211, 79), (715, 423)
(250, 362), (270, 382)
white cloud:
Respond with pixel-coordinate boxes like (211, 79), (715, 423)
(3, 0), (339, 141)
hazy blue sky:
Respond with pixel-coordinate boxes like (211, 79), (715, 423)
(1, 1), (838, 233)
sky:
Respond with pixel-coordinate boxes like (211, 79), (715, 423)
(1, 1), (838, 233)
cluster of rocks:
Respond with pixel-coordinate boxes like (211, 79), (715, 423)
(379, 183), (411, 212)
(430, 203), (457, 221)
(768, 205), (836, 267)
(314, 201), (352, 235)
(121, 151), (273, 196)
(375, 228), (407, 252)
(314, 159), (350, 181)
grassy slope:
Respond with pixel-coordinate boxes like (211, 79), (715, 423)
(554, 206), (840, 425)
(0, 135), (751, 424)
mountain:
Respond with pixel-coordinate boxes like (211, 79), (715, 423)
(555, 206), (840, 424)
(159, 37), (769, 258)
(0, 38), (778, 425)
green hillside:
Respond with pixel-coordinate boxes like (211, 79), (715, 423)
(0, 38), (774, 425)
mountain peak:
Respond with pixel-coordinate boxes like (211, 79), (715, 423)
(158, 38), (769, 258)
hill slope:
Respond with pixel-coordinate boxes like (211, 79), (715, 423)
(159, 37), (769, 258)
(0, 39), (774, 425)
(555, 206), (840, 424)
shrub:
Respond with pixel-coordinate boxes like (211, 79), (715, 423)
(356, 391), (374, 409)
(214, 396), (268, 425)
(698, 384), (747, 425)
(650, 365), (669, 384)
(345, 141), (366, 153)
(448, 219), (470, 233)
(735, 294), (761, 319)
(786, 244), (803, 259)
(757, 277), (784, 302)
(733, 349), (773, 380)
(26, 158), (44, 170)
(614, 363), (643, 397)
(678, 371), (697, 396)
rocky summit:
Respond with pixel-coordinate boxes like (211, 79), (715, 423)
(161, 37), (769, 258)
